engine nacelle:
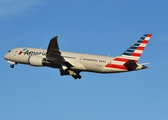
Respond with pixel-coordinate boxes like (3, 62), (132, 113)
(28, 56), (46, 67)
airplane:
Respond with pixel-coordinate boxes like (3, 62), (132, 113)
(4, 34), (152, 79)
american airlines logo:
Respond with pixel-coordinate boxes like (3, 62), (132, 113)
(18, 48), (46, 56)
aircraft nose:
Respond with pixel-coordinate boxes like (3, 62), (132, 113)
(4, 53), (9, 60)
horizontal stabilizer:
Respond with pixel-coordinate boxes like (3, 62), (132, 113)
(141, 62), (150, 65)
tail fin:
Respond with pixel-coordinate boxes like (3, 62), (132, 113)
(105, 34), (152, 71)
(117, 34), (152, 63)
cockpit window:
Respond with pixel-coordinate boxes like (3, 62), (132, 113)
(8, 50), (11, 52)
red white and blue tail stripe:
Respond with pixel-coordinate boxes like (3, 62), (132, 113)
(105, 34), (152, 71)
(117, 34), (152, 62)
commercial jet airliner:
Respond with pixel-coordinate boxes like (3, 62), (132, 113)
(4, 34), (152, 79)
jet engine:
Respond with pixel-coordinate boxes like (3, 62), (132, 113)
(28, 55), (47, 67)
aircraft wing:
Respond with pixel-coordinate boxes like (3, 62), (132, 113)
(46, 35), (62, 60)
(46, 35), (73, 67)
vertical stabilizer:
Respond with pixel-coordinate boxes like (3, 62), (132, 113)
(117, 34), (152, 62)
(105, 34), (152, 71)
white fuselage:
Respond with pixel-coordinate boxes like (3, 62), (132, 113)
(4, 47), (132, 73)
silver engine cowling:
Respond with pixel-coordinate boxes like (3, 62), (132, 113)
(28, 55), (47, 67)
